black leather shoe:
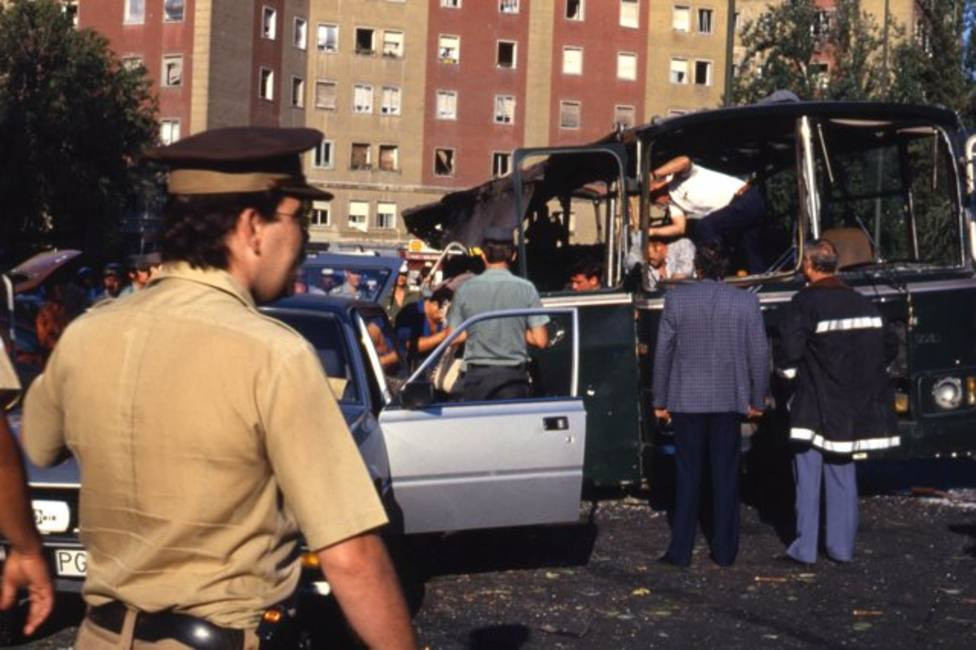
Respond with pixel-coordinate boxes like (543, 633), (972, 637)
(657, 554), (689, 568)
(774, 553), (813, 567)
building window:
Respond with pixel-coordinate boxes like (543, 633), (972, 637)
(315, 80), (337, 109)
(809, 62), (829, 89)
(562, 46), (583, 75)
(351, 143), (371, 170)
(620, 0), (639, 28)
(673, 6), (690, 32)
(355, 27), (375, 55)
(162, 55), (183, 87)
(262, 6), (276, 40)
(434, 148), (455, 176)
(291, 77), (305, 107)
(376, 202), (397, 229)
(812, 10), (831, 37)
(493, 95), (515, 124)
(497, 41), (516, 69)
(294, 18), (308, 50)
(614, 105), (635, 129)
(377, 86), (400, 115)
(379, 146), (399, 172)
(560, 100), (581, 129)
(617, 52), (637, 80)
(311, 201), (331, 226)
(317, 24), (338, 52)
(441, 0), (461, 7)
(492, 151), (511, 177)
(670, 58), (688, 84)
(313, 139), (334, 168)
(160, 119), (180, 145)
(382, 30), (404, 57)
(348, 201), (369, 232)
(438, 34), (460, 63)
(353, 84), (373, 114)
(124, 0), (145, 24)
(694, 60), (711, 85)
(500, 0), (519, 13)
(436, 90), (458, 120)
(259, 68), (274, 100)
(698, 8), (713, 34)
(566, 0), (584, 20)
(163, 0), (184, 22)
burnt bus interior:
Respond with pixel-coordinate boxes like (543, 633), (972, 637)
(403, 102), (975, 467)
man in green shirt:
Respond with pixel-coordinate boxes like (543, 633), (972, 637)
(446, 227), (549, 401)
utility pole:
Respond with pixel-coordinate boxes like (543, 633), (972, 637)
(724, 0), (736, 106)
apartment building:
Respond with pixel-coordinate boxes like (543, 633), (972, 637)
(74, 0), (921, 245)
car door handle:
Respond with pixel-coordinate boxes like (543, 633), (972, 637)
(543, 416), (569, 431)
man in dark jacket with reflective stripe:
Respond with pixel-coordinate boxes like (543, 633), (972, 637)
(777, 239), (899, 565)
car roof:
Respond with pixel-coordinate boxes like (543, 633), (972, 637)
(263, 293), (383, 316)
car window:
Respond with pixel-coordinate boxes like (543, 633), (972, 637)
(271, 312), (361, 404)
(299, 265), (392, 302)
(417, 310), (576, 404)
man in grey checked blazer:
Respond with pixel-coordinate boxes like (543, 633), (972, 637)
(652, 245), (769, 567)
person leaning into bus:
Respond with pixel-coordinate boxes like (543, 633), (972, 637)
(647, 156), (766, 274)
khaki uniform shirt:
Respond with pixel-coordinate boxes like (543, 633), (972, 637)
(22, 263), (388, 628)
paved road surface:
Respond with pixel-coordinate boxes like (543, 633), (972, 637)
(6, 459), (976, 649)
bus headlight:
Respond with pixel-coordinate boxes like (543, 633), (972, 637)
(932, 377), (963, 410)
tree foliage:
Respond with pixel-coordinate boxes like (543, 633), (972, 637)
(0, 0), (158, 266)
(733, 0), (976, 123)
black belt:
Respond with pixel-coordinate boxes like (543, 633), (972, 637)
(87, 601), (245, 650)
(467, 363), (527, 370)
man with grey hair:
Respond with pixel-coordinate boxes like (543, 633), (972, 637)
(776, 239), (899, 565)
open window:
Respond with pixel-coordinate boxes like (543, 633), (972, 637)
(379, 307), (586, 533)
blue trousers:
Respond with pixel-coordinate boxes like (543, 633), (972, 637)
(694, 186), (766, 274)
(786, 447), (858, 564)
(666, 412), (741, 566)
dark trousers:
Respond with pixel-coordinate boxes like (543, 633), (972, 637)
(462, 364), (529, 402)
(666, 412), (741, 566)
(694, 186), (766, 274)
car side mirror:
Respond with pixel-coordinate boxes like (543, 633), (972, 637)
(400, 380), (435, 409)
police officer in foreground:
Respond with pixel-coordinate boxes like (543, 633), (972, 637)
(22, 127), (417, 649)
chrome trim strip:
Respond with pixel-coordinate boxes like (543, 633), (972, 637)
(542, 293), (633, 307)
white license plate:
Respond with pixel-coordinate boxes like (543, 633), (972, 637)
(53, 549), (87, 577)
(32, 500), (70, 534)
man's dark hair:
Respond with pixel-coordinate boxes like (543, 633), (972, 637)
(160, 191), (287, 269)
(570, 260), (602, 281)
(693, 244), (729, 280)
(804, 239), (839, 273)
(430, 286), (454, 305)
(482, 240), (515, 264)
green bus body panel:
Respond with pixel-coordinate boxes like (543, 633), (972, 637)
(541, 296), (643, 485)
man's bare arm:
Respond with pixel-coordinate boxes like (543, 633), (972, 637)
(0, 415), (54, 636)
(317, 533), (417, 650)
(651, 156), (691, 180)
(526, 324), (548, 349)
(647, 213), (687, 238)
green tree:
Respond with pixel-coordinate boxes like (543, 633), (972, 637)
(732, 0), (975, 116)
(0, 0), (158, 266)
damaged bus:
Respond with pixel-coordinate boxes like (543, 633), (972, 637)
(403, 101), (976, 486)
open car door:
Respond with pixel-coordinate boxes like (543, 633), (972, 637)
(378, 307), (586, 534)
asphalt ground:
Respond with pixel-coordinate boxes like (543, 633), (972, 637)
(5, 458), (976, 650)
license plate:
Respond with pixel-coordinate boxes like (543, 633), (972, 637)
(53, 549), (87, 577)
(32, 500), (70, 534)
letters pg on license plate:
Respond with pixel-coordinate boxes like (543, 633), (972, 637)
(54, 549), (87, 577)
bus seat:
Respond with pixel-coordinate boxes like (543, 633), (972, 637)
(821, 227), (874, 269)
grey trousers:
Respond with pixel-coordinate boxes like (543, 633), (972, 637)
(786, 446), (858, 564)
